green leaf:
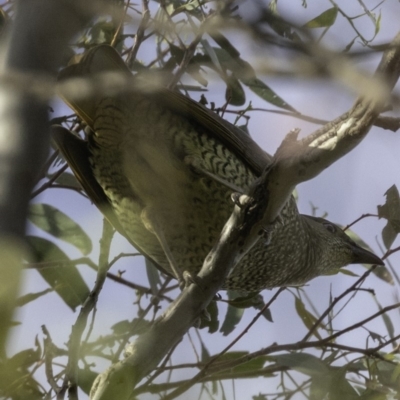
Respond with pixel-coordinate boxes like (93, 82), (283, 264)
(381, 221), (397, 250)
(338, 268), (359, 277)
(328, 367), (360, 400)
(226, 291), (262, 308)
(378, 185), (400, 249)
(210, 47), (296, 111)
(53, 172), (82, 190)
(201, 342), (211, 362)
(171, 0), (203, 17)
(272, 353), (330, 376)
(303, 7), (338, 28)
(111, 320), (132, 335)
(294, 297), (322, 340)
(225, 76), (246, 106)
(77, 367), (98, 395)
(26, 236), (90, 310)
(87, 20), (115, 45)
(373, 297), (395, 340)
(241, 77), (294, 111)
(145, 257), (161, 295)
(216, 351), (269, 375)
(28, 203), (92, 255)
(220, 304), (244, 336)
(374, 12), (381, 36)
(16, 288), (54, 307)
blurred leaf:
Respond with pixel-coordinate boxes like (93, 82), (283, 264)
(85, 20), (115, 46)
(237, 124), (250, 136)
(0, 7), (8, 36)
(28, 203), (92, 255)
(145, 257), (161, 295)
(26, 236), (90, 310)
(111, 318), (152, 337)
(267, 4), (303, 41)
(328, 367), (360, 400)
(225, 75), (246, 106)
(201, 342), (211, 362)
(374, 12), (381, 36)
(344, 36), (358, 52)
(303, 7), (338, 28)
(216, 351), (269, 375)
(253, 302), (273, 322)
(373, 297), (395, 340)
(338, 268), (359, 277)
(378, 185), (400, 249)
(53, 172), (82, 190)
(171, 0), (203, 17)
(7, 348), (41, 370)
(16, 289), (54, 307)
(111, 319), (132, 335)
(272, 353), (329, 376)
(226, 291), (261, 308)
(201, 39), (222, 70)
(77, 367), (98, 395)
(381, 222), (397, 250)
(294, 297), (322, 340)
(225, 291), (273, 324)
(0, 348), (44, 399)
(358, 389), (387, 399)
(210, 47), (295, 111)
(220, 304), (244, 336)
(242, 77), (294, 111)
(370, 359), (400, 392)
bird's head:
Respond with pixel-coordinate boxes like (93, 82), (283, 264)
(302, 215), (384, 277)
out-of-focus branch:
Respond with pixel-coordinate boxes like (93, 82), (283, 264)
(0, 0), (96, 363)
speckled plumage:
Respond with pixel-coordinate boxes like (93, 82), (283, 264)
(55, 45), (384, 293)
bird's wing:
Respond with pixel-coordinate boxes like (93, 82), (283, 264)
(51, 125), (172, 276)
(51, 125), (128, 234)
(57, 44), (272, 176)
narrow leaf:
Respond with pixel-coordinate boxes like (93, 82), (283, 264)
(272, 353), (330, 376)
(303, 7), (338, 28)
(27, 236), (90, 310)
(28, 203), (92, 255)
(295, 297), (322, 340)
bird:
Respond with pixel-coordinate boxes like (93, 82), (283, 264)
(53, 44), (384, 293)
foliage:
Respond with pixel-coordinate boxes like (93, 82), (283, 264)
(1, 0), (399, 399)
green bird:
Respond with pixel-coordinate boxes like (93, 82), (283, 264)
(53, 45), (383, 292)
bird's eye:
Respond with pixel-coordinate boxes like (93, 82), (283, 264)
(323, 223), (336, 233)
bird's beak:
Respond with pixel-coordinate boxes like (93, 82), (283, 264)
(350, 244), (384, 265)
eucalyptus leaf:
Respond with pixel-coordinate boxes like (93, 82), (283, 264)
(28, 203), (92, 255)
(303, 7), (338, 28)
(220, 304), (244, 336)
(272, 353), (330, 376)
(26, 236), (90, 310)
(378, 185), (400, 250)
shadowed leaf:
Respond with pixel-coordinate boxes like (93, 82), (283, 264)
(28, 203), (92, 255)
(26, 236), (90, 310)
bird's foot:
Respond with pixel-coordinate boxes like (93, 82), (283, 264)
(180, 270), (203, 290)
(231, 192), (253, 208)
